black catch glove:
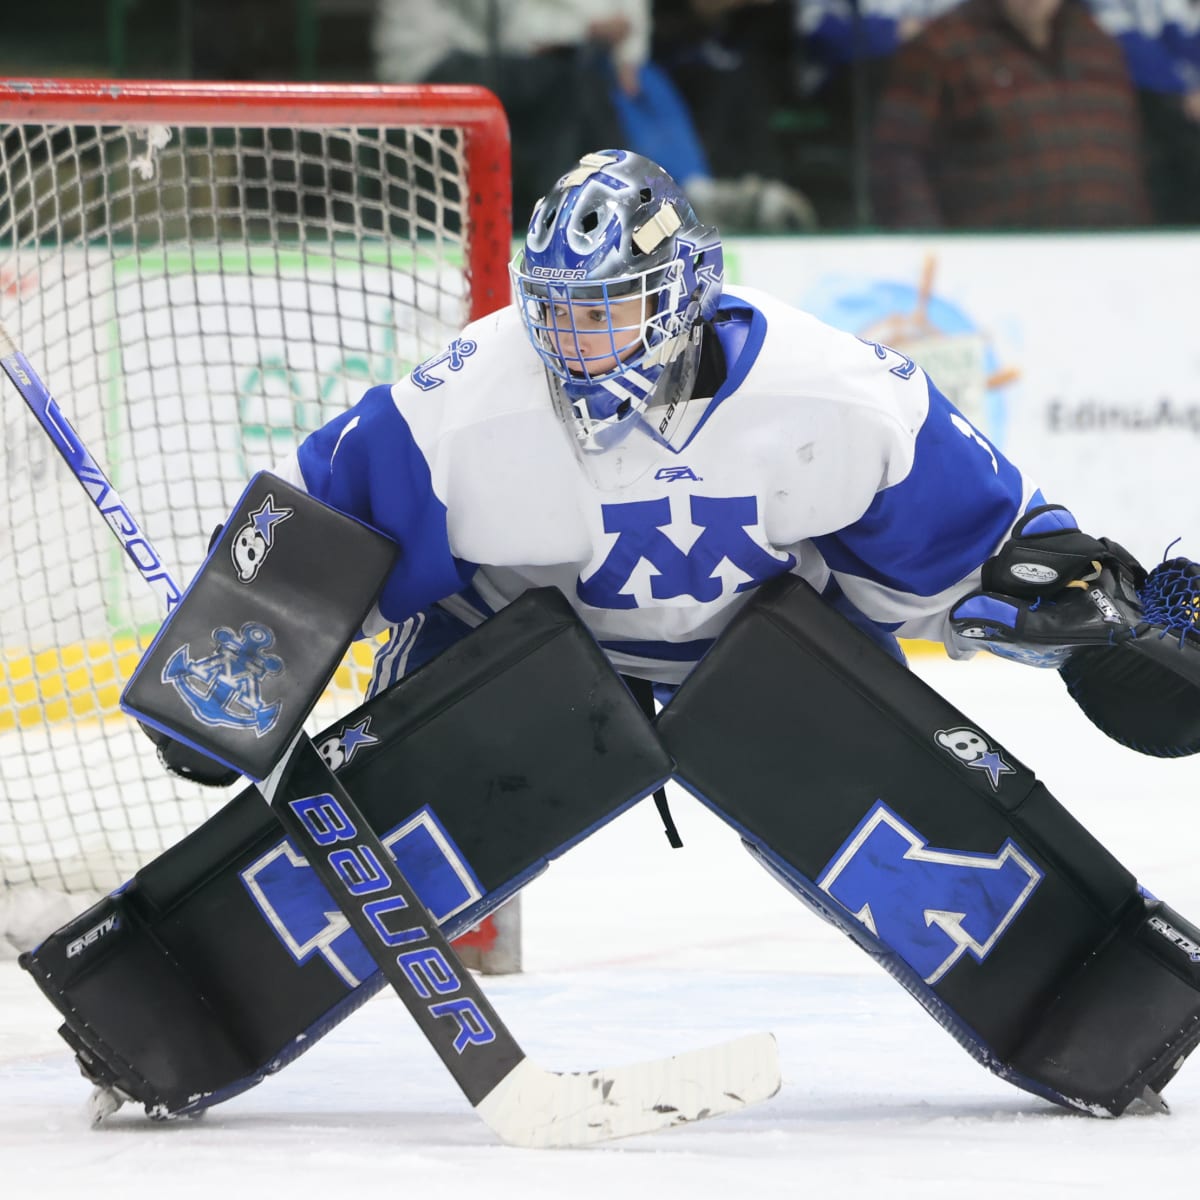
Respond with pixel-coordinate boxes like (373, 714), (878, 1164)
(979, 503), (1145, 600)
(950, 505), (1200, 756)
(950, 504), (1147, 667)
(138, 722), (242, 787)
(1060, 556), (1200, 756)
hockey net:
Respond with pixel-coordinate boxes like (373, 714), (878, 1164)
(0, 79), (518, 966)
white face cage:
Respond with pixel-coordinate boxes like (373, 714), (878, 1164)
(510, 256), (686, 382)
(510, 253), (693, 450)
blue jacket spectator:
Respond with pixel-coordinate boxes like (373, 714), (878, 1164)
(1087, 0), (1200, 95)
(793, 0), (959, 92)
(1086, 0), (1200, 222)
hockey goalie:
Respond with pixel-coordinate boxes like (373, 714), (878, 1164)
(11, 147), (1200, 1134)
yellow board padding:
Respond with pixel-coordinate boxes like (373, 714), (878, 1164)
(0, 635), (385, 733)
(2, 631), (945, 733)
(898, 638), (949, 659)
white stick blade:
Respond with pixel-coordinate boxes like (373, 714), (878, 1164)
(475, 1032), (781, 1148)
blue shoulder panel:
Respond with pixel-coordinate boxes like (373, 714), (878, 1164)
(296, 384), (476, 624)
(814, 379), (1024, 597)
(680, 296), (768, 448)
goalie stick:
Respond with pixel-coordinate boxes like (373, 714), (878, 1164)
(0, 320), (781, 1147)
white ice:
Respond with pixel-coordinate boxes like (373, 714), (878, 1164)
(3, 655), (1198, 1199)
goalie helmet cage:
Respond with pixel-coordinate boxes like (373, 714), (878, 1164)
(0, 78), (519, 968)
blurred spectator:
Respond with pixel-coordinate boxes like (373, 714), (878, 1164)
(654, 0), (790, 179)
(1087, 0), (1200, 221)
(372, 0), (641, 223)
(649, 0), (818, 227)
(1088, 0), (1200, 108)
(374, 0), (815, 231)
(788, 0), (959, 226)
(870, 0), (1153, 229)
(793, 0), (958, 95)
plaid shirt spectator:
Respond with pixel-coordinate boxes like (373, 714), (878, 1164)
(871, 0), (1152, 228)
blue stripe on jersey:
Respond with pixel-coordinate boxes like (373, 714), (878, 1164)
(296, 384), (476, 624)
(681, 298), (768, 449)
(813, 380), (1024, 597)
(456, 582), (497, 619)
(599, 637), (716, 663)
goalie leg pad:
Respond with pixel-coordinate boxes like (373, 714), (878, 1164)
(657, 575), (1200, 1114)
(21, 589), (674, 1118)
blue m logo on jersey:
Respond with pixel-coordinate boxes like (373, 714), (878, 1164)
(818, 802), (1042, 985)
(162, 621), (283, 736)
(578, 495), (794, 610)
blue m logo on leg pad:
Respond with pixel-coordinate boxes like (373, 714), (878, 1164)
(240, 805), (485, 988)
(818, 801), (1043, 985)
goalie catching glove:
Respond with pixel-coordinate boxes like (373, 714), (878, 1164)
(950, 504), (1200, 756)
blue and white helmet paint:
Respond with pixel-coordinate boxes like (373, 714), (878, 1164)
(510, 150), (724, 453)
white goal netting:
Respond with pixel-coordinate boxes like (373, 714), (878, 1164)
(0, 81), (510, 948)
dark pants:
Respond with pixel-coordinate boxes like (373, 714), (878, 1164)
(1138, 90), (1200, 226)
(424, 49), (625, 228)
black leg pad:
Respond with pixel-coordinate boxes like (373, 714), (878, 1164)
(657, 575), (1200, 1114)
(22, 589), (673, 1117)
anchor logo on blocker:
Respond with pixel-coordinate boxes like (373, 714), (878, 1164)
(162, 621), (284, 735)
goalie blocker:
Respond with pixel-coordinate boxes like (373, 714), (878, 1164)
(21, 585), (675, 1118)
(15, 444), (782, 1144)
(658, 576), (1200, 1115)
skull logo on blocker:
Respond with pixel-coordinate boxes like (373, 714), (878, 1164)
(232, 494), (294, 583)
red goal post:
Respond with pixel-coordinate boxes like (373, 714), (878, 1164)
(0, 78), (512, 320)
(0, 79), (519, 969)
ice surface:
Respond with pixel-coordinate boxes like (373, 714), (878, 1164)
(3, 656), (1198, 1198)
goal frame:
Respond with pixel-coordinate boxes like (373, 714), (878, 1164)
(0, 77), (512, 322)
(0, 78), (519, 967)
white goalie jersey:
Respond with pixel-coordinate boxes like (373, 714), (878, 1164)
(278, 285), (1041, 684)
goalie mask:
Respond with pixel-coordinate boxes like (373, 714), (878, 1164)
(511, 149), (724, 453)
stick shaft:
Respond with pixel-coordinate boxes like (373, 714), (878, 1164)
(259, 733), (526, 1105)
(0, 320), (182, 612)
(1, 318), (526, 1112)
